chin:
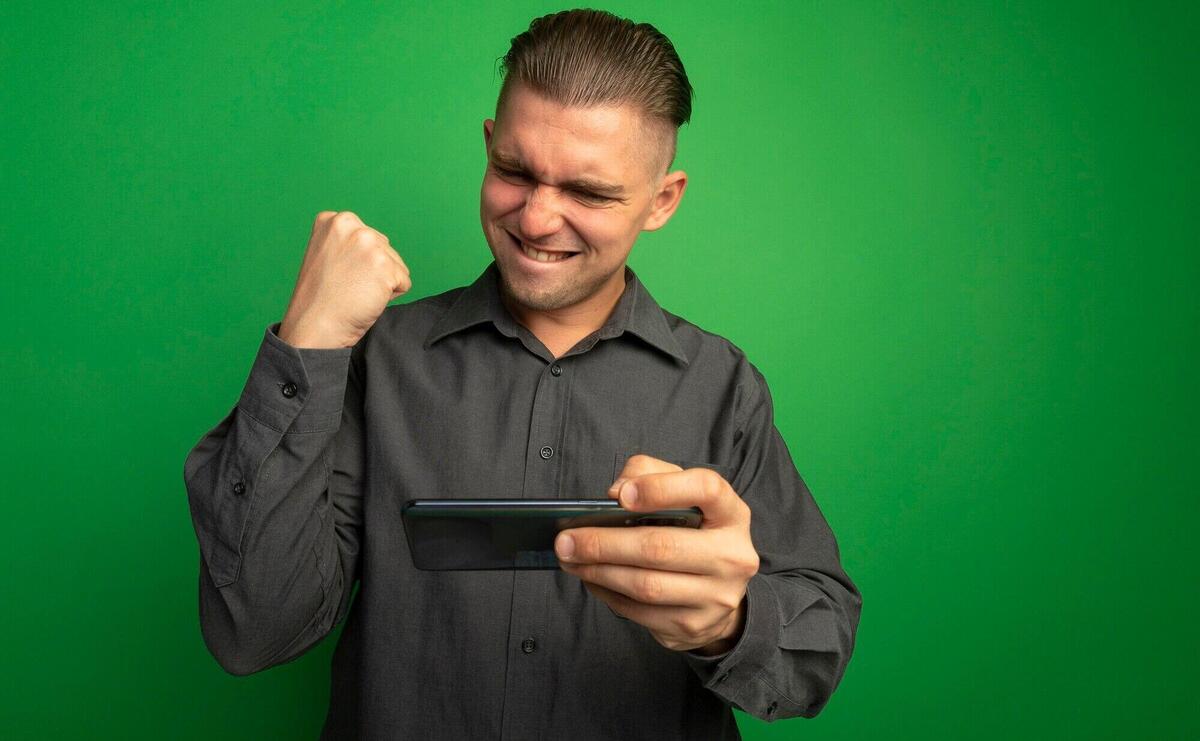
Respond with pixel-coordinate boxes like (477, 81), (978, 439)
(497, 265), (580, 313)
(502, 273), (572, 311)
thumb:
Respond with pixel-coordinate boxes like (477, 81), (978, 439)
(390, 271), (412, 300)
(608, 453), (682, 499)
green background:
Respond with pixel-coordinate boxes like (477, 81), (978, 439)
(3, 0), (1195, 738)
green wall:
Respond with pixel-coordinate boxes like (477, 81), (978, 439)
(3, 1), (1195, 738)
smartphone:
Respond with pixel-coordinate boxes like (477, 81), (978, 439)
(401, 499), (703, 570)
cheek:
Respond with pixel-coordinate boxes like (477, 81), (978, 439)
(482, 176), (525, 215)
(577, 210), (634, 249)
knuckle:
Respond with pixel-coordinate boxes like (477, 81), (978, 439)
(671, 614), (701, 637)
(718, 590), (743, 611)
(313, 211), (335, 230)
(641, 530), (676, 565)
(332, 210), (360, 228)
(617, 454), (681, 481)
(736, 550), (760, 578)
(369, 247), (392, 268)
(627, 454), (652, 468)
(634, 573), (664, 602)
(581, 533), (604, 562)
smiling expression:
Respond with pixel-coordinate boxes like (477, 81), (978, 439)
(479, 82), (687, 322)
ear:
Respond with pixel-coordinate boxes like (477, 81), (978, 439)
(483, 118), (494, 150)
(641, 169), (688, 232)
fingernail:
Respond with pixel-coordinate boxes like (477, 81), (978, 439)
(621, 481), (639, 506)
(556, 533), (575, 560)
(609, 477), (628, 496)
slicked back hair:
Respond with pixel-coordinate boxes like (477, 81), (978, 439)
(495, 8), (694, 180)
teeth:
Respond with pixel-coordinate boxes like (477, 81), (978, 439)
(521, 242), (572, 263)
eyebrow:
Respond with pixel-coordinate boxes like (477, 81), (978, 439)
(490, 150), (628, 199)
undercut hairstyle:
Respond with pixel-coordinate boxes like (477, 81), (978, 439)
(495, 8), (694, 180)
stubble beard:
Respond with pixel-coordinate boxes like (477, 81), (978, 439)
(496, 253), (621, 314)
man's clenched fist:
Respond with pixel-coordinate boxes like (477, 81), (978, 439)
(278, 211), (412, 349)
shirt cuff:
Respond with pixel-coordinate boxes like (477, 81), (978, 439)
(236, 322), (354, 434)
(682, 573), (781, 709)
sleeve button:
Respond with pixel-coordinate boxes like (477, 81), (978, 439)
(281, 382), (298, 398)
(232, 481), (246, 496)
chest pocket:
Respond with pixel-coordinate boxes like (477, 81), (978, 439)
(612, 448), (734, 484)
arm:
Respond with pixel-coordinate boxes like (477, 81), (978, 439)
(556, 360), (862, 720)
(182, 321), (365, 675)
(681, 364), (863, 720)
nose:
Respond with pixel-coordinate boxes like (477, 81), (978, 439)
(518, 183), (565, 241)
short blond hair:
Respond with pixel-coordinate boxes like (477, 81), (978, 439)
(495, 8), (694, 176)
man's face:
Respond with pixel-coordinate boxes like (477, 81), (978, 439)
(480, 83), (686, 315)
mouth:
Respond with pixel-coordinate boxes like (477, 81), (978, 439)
(506, 230), (580, 265)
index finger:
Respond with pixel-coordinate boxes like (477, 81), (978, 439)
(619, 468), (746, 527)
(607, 453), (683, 500)
(556, 525), (719, 575)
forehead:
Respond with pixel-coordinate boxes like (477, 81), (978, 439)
(492, 84), (651, 184)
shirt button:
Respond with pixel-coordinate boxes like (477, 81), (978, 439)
(281, 382), (298, 398)
(766, 700), (778, 716)
(550, 364), (562, 376)
(539, 446), (554, 460)
(521, 637), (537, 654)
(232, 481), (246, 496)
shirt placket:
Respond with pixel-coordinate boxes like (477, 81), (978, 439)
(500, 356), (571, 740)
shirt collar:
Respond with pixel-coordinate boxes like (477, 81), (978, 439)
(423, 260), (690, 366)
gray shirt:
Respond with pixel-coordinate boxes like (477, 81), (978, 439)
(184, 261), (862, 740)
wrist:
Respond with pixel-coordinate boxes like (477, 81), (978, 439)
(691, 596), (747, 656)
(278, 315), (351, 349)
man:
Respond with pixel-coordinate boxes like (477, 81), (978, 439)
(184, 8), (861, 739)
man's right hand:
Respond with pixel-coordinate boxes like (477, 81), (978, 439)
(278, 211), (412, 349)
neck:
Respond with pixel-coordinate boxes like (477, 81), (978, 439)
(502, 268), (628, 358)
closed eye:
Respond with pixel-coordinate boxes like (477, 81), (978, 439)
(494, 166), (530, 182)
(494, 166), (614, 204)
(571, 189), (612, 204)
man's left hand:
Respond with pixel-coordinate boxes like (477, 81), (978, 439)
(556, 454), (760, 655)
